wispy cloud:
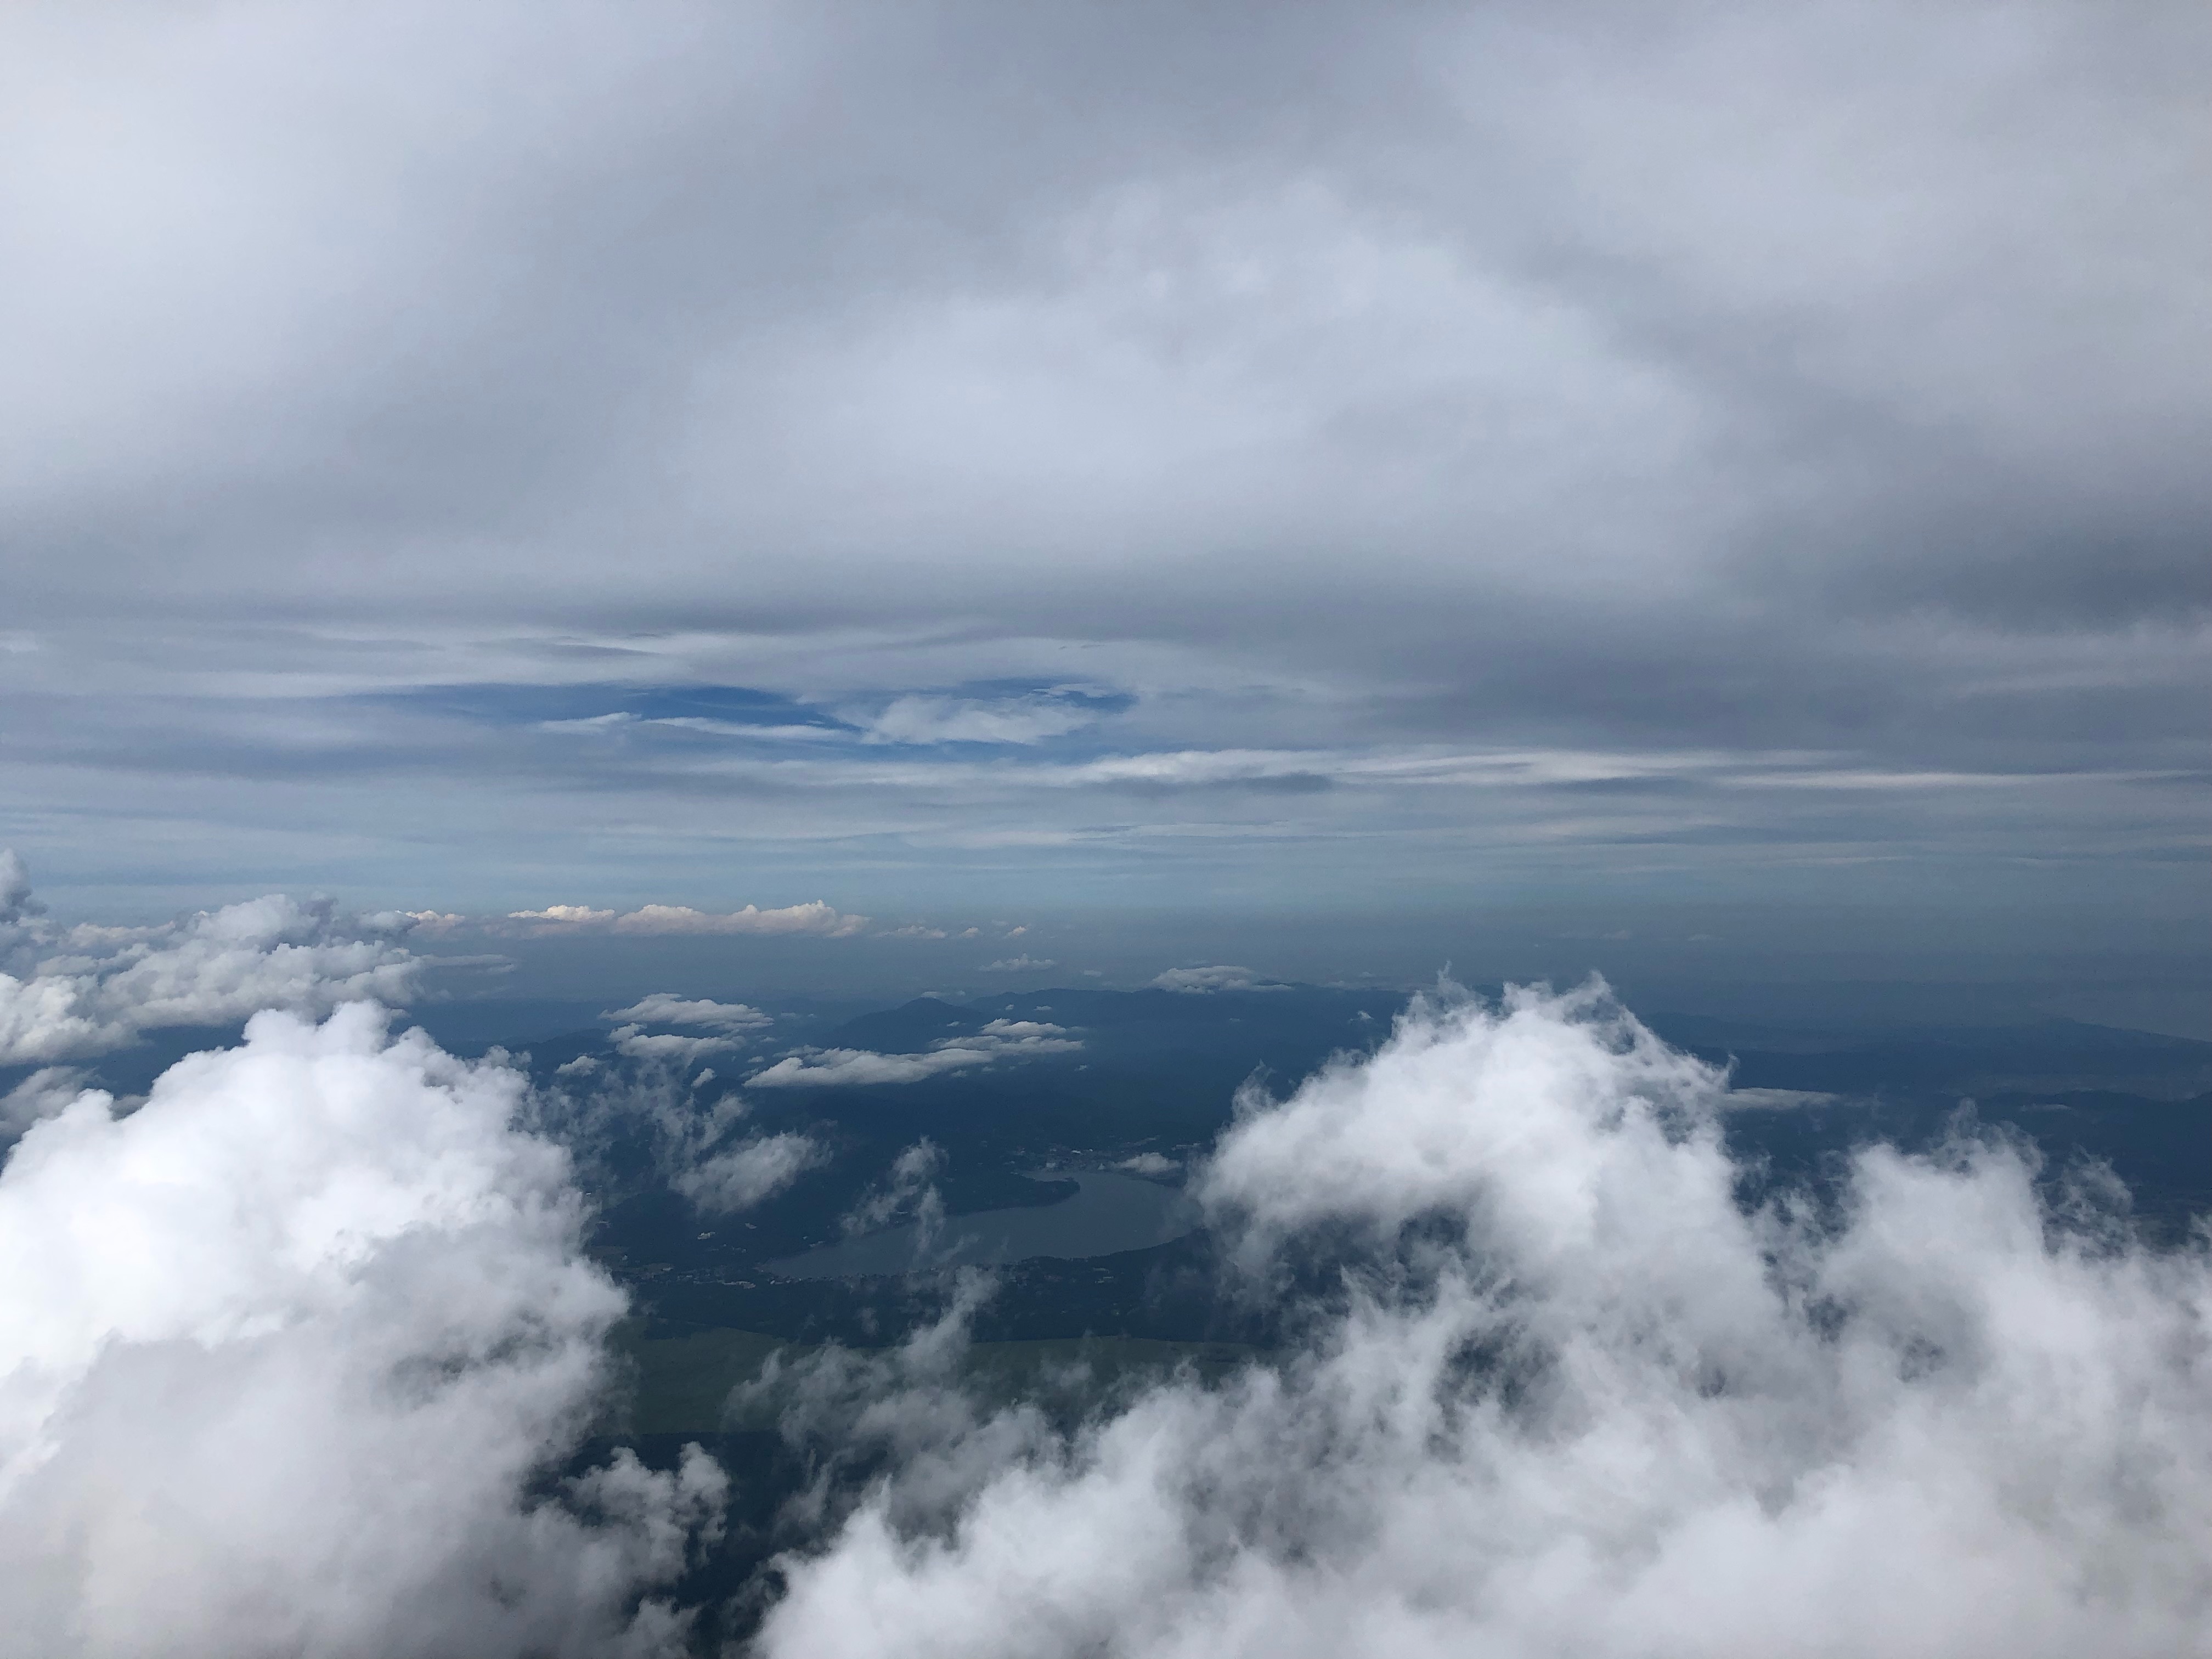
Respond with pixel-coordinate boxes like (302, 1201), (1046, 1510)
(506, 901), (868, 938)
(601, 993), (773, 1035)
(1150, 965), (1291, 994)
(746, 1018), (1080, 1088)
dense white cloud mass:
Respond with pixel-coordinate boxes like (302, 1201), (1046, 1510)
(0, 1003), (726, 1658)
(758, 984), (2212, 1659)
(0, 855), (421, 1066)
(747, 1020), (1082, 1089)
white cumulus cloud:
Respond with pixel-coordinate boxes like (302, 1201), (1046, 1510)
(602, 994), (774, 1035)
(757, 982), (2212, 1659)
(0, 1003), (726, 1657)
(745, 1045), (1000, 1090)
(0, 855), (424, 1066)
(674, 1131), (827, 1214)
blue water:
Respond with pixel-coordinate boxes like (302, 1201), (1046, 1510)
(766, 1171), (1200, 1279)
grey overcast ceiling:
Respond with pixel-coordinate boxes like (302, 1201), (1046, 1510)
(2, 0), (2204, 915)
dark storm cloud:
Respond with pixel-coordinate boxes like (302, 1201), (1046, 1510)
(0, 0), (2203, 910)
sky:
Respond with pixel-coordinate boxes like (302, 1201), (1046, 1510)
(1, 12), (2208, 1647)
(1, 0), (2205, 1010)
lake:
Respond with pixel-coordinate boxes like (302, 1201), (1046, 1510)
(766, 1170), (1201, 1279)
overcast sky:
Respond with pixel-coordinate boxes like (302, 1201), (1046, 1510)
(2, 2), (2204, 978)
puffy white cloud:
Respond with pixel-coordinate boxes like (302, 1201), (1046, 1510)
(748, 1019), (1081, 1089)
(0, 1003), (725, 1657)
(970, 1019), (1079, 1048)
(0, 856), (423, 1065)
(507, 902), (868, 938)
(591, 995), (778, 1069)
(981, 955), (1053, 973)
(757, 982), (2212, 1659)
(746, 1045), (998, 1090)
(602, 993), (774, 1035)
(1150, 964), (1290, 993)
(674, 1131), (826, 1215)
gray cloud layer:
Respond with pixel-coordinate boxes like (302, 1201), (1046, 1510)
(0, 1), (2201, 917)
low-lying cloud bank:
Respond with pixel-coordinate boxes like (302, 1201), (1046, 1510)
(0, 852), (422, 1067)
(603, 994), (774, 1035)
(0, 957), (2203, 1656)
(746, 1020), (1082, 1088)
(757, 982), (2211, 1659)
(1150, 964), (1293, 994)
(507, 901), (868, 938)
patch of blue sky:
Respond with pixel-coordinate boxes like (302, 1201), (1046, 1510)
(367, 682), (855, 736)
(364, 679), (1136, 753)
(837, 680), (1134, 749)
